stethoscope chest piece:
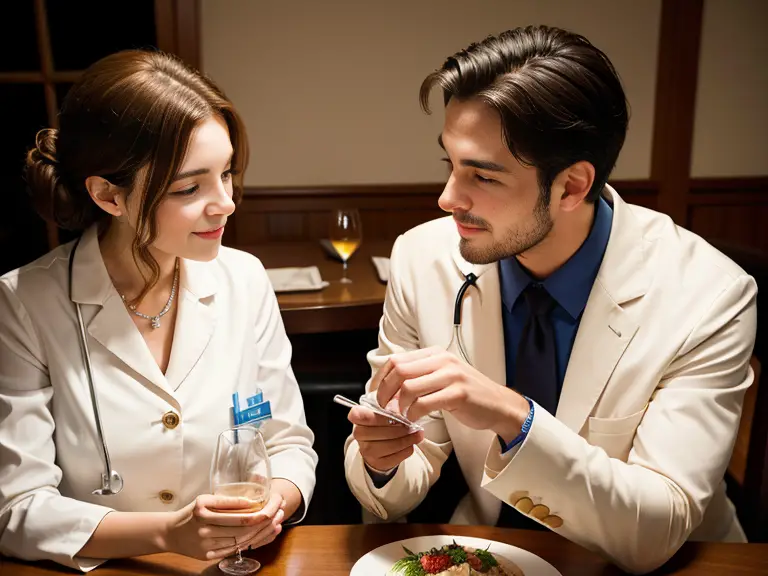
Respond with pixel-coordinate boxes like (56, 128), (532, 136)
(92, 470), (124, 496)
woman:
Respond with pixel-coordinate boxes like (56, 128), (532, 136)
(0, 50), (317, 571)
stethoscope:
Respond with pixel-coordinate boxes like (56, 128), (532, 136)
(68, 236), (124, 495)
(450, 272), (477, 366)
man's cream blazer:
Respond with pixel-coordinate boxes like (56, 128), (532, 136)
(344, 186), (757, 573)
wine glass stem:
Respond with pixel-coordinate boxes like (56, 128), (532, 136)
(343, 260), (348, 279)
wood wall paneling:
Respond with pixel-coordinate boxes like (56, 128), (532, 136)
(154, 0), (201, 69)
(688, 177), (768, 253)
(227, 180), (660, 246)
(650, 0), (704, 225)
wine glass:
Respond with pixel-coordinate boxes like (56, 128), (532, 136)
(329, 208), (362, 284)
(210, 426), (272, 575)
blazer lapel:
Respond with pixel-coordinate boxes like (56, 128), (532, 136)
(449, 238), (508, 521)
(86, 293), (170, 394)
(164, 259), (217, 391)
(556, 187), (650, 433)
(450, 242), (506, 388)
(71, 226), (170, 395)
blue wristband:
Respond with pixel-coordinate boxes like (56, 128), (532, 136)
(498, 396), (534, 453)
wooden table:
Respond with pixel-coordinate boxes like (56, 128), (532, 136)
(243, 240), (393, 335)
(2, 524), (766, 575)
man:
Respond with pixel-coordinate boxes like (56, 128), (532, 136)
(343, 26), (757, 574)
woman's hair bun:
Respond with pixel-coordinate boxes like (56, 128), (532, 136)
(25, 128), (94, 230)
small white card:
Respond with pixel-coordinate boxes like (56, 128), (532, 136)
(265, 266), (329, 292)
(371, 256), (390, 283)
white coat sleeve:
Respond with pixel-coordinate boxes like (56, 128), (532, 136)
(249, 260), (318, 523)
(343, 236), (453, 521)
(0, 278), (113, 572)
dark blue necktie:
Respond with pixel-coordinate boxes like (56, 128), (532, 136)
(515, 283), (558, 414)
(497, 283), (558, 530)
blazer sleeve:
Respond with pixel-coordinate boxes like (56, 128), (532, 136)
(480, 274), (757, 574)
(249, 260), (318, 524)
(343, 235), (453, 521)
(0, 278), (113, 572)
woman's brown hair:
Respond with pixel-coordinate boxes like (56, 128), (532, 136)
(25, 49), (248, 302)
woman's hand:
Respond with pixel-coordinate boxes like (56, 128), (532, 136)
(163, 492), (285, 561)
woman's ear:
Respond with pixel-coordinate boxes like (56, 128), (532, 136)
(85, 176), (125, 218)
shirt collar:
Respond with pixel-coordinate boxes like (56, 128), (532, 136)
(499, 195), (613, 319)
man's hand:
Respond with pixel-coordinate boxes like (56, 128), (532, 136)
(349, 404), (425, 472)
(374, 347), (530, 444)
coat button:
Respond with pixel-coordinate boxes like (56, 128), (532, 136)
(159, 490), (175, 503)
(529, 504), (550, 519)
(162, 411), (180, 429)
(508, 491), (528, 503)
(543, 515), (563, 528)
(514, 497), (534, 514)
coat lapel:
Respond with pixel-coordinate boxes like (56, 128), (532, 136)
(71, 226), (170, 395)
(164, 259), (217, 391)
(449, 238), (508, 521)
(556, 187), (650, 433)
(449, 241), (506, 388)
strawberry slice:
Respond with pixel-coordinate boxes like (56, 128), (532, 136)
(466, 552), (482, 570)
(420, 554), (454, 574)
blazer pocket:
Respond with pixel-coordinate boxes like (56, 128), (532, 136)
(587, 405), (648, 461)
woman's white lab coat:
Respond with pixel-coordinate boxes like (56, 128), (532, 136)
(0, 225), (317, 571)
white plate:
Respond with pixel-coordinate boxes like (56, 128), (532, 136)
(265, 266), (329, 292)
(350, 534), (561, 576)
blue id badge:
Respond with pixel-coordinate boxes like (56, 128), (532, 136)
(232, 390), (272, 427)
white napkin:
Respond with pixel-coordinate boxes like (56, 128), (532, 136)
(371, 256), (390, 283)
(265, 266), (329, 292)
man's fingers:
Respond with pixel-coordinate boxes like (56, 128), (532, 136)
(353, 422), (417, 441)
(348, 405), (397, 427)
(407, 388), (466, 422)
(367, 445), (417, 471)
(396, 370), (455, 417)
(372, 347), (445, 406)
(376, 351), (451, 410)
(359, 430), (424, 460)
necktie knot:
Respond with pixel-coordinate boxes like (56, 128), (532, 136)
(523, 284), (555, 316)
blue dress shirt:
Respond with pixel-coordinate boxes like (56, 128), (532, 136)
(497, 196), (613, 451)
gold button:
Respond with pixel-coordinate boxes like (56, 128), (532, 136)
(509, 491), (528, 503)
(162, 411), (180, 429)
(543, 515), (563, 528)
(529, 504), (550, 519)
(514, 497), (534, 514)
(159, 490), (175, 503)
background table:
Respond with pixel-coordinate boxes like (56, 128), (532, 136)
(244, 240), (393, 335)
(2, 524), (766, 575)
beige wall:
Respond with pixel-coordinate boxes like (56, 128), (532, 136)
(691, 0), (768, 177)
(201, 0), (661, 187)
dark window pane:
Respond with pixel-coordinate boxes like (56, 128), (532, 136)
(55, 82), (74, 110)
(0, 3), (40, 71)
(48, 0), (157, 71)
(0, 84), (51, 275)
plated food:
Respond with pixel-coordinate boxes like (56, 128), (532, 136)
(390, 541), (524, 576)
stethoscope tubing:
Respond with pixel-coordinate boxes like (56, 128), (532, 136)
(68, 236), (123, 495)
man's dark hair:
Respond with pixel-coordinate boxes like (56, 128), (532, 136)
(420, 25), (629, 203)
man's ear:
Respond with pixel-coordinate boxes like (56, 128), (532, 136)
(85, 176), (125, 218)
(555, 161), (595, 212)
